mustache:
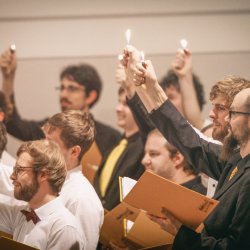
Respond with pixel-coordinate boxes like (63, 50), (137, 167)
(60, 98), (71, 104)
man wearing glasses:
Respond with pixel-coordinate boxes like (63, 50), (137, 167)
(0, 48), (120, 160)
(0, 139), (85, 250)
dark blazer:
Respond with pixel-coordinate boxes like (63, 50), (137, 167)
(147, 99), (250, 250)
(6, 95), (120, 158)
(93, 132), (145, 211)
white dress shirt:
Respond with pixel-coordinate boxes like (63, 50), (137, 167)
(0, 162), (13, 196)
(0, 196), (86, 250)
(60, 166), (104, 250)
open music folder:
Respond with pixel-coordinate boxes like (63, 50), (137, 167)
(123, 170), (219, 230)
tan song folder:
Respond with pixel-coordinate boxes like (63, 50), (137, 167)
(123, 170), (219, 230)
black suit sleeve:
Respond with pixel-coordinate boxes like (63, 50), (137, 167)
(6, 95), (46, 141)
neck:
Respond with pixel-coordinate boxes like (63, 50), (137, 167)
(29, 192), (56, 210)
(240, 140), (250, 158)
(124, 126), (139, 138)
(171, 170), (196, 185)
(66, 159), (79, 171)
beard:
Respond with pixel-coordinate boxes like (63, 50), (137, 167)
(14, 175), (40, 202)
(212, 125), (229, 142)
(220, 132), (238, 162)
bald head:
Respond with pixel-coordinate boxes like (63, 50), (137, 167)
(232, 88), (250, 111)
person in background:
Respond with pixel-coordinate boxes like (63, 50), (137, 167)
(93, 86), (144, 211)
(142, 129), (206, 194)
(160, 49), (206, 130)
(0, 47), (120, 162)
(0, 139), (85, 250)
(43, 110), (104, 250)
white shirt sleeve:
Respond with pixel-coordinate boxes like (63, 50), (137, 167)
(0, 163), (14, 196)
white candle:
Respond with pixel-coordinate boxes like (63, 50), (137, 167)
(125, 29), (131, 45)
(180, 39), (188, 50)
(117, 54), (123, 61)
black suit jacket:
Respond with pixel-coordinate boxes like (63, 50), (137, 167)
(6, 95), (120, 158)
(147, 99), (250, 250)
(93, 132), (145, 211)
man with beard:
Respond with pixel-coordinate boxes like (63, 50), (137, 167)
(125, 47), (250, 249)
(0, 110), (104, 250)
(0, 47), (120, 161)
(0, 139), (85, 250)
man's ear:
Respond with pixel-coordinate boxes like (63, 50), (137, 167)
(172, 152), (185, 169)
(85, 90), (97, 107)
(71, 145), (81, 159)
(39, 171), (48, 183)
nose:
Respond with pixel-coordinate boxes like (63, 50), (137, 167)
(141, 154), (150, 168)
(225, 114), (230, 123)
(115, 102), (123, 112)
(10, 170), (16, 181)
(209, 108), (216, 119)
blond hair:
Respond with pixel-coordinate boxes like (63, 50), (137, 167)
(17, 139), (67, 194)
(210, 76), (250, 106)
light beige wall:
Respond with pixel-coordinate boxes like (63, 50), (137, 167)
(0, 0), (250, 156)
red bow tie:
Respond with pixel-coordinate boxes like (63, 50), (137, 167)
(21, 209), (40, 224)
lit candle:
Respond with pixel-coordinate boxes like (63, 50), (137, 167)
(117, 54), (123, 61)
(125, 29), (131, 46)
(140, 51), (147, 89)
(180, 39), (188, 50)
(140, 51), (146, 68)
(10, 44), (16, 53)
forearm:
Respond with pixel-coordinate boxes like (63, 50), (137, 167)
(2, 74), (15, 98)
(135, 81), (167, 113)
(179, 74), (203, 130)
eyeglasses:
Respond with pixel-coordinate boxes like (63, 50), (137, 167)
(13, 165), (33, 176)
(228, 110), (250, 119)
(56, 85), (84, 93)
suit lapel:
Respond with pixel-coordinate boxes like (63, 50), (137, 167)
(214, 153), (250, 199)
(213, 166), (245, 199)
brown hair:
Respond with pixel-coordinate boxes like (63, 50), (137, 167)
(210, 76), (250, 107)
(44, 110), (96, 161)
(17, 139), (67, 194)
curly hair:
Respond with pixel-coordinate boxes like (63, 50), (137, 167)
(210, 76), (250, 106)
(17, 139), (67, 194)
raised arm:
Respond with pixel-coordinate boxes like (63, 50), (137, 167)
(0, 47), (45, 141)
(172, 49), (204, 129)
(0, 47), (16, 117)
(125, 46), (223, 180)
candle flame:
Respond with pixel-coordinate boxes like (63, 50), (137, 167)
(180, 39), (188, 50)
(10, 44), (16, 52)
(118, 54), (123, 61)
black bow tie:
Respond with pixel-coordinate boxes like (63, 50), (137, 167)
(21, 209), (40, 224)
